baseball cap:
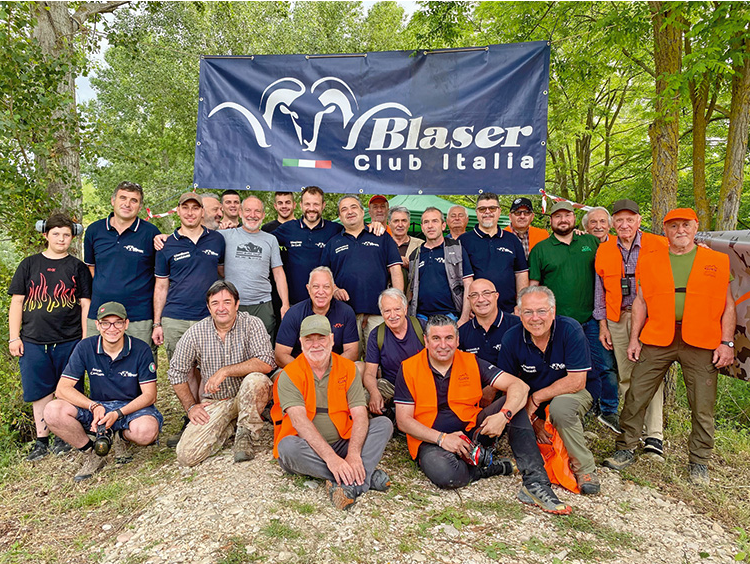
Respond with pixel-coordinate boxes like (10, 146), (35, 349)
(510, 197), (533, 213)
(368, 195), (387, 206)
(663, 208), (698, 223)
(178, 192), (203, 206)
(612, 199), (639, 215)
(548, 201), (574, 215)
(300, 314), (332, 337)
(97, 302), (128, 320)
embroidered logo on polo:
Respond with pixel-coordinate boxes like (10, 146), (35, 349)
(123, 245), (145, 254)
(361, 241), (380, 247)
(290, 241), (303, 247)
(495, 247), (514, 254)
(334, 244), (349, 254)
(333, 323), (344, 328)
(235, 241), (263, 259)
(119, 370), (138, 378)
(550, 363), (566, 370)
(315, 242), (326, 248)
(581, 246), (593, 252)
(90, 368), (105, 377)
(173, 251), (191, 262)
(202, 249), (219, 257)
(521, 364), (537, 373)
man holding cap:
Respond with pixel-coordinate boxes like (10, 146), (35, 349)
(271, 314), (393, 510)
(44, 302), (162, 481)
(594, 199), (666, 446)
(504, 197), (548, 258)
(605, 208), (735, 485)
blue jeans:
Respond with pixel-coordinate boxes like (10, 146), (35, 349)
(598, 344), (619, 415)
(580, 319), (604, 405)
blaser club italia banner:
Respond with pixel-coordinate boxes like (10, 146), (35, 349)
(193, 42), (550, 196)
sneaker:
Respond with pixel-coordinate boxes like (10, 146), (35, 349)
(166, 416), (190, 449)
(643, 437), (664, 460)
(233, 427), (254, 463)
(602, 449), (635, 472)
(50, 436), (72, 455)
(113, 433), (133, 465)
(370, 469), (391, 492)
(689, 463), (709, 486)
(597, 412), (622, 434)
(74, 450), (108, 482)
(517, 482), (572, 515)
(326, 480), (357, 510)
(26, 440), (49, 462)
(576, 472), (601, 495)
(477, 457), (514, 479)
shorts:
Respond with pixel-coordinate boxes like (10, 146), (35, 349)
(19, 340), (81, 402)
(75, 399), (164, 433)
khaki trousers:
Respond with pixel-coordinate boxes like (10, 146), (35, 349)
(356, 314), (383, 361)
(548, 389), (596, 475)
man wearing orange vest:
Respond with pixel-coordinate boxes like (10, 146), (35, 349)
(504, 197), (549, 259)
(594, 199), (666, 451)
(395, 315), (572, 515)
(271, 315), (392, 510)
(604, 208), (735, 485)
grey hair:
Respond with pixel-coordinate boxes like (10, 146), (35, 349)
(200, 193), (220, 202)
(516, 285), (556, 310)
(388, 205), (411, 222)
(422, 206), (445, 222)
(337, 195), (363, 212)
(448, 205), (468, 216)
(308, 266), (335, 286)
(242, 195), (265, 212)
(378, 288), (408, 312)
(424, 314), (458, 337)
(582, 206), (612, 228)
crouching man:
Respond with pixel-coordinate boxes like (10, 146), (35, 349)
(395, 315), (571, 515)
(272, 315), (393, 510)
(45, 302), (162, 482)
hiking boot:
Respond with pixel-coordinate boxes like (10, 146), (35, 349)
(370, 468), (391, 492)
(597, 412), (622, 434)
(602, 449), (635, 472)
(689, 463), (709, 486)
(517, 482), (572, 515)
(50, 436), (72, 455)
(576, 472), (601, 495)
(74, 451), (108, 482)
(166, 416), (190, 449)
(233, 427), (254, 463)
(326, 480), (357, 510)
(113, 432), (133, 465)
(477, 457), (514, 479)
(643, 437), (664, 460)
(26, 440), (49, 462)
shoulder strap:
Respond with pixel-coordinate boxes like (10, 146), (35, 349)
(377, 322), (386, 351)
(409, 316), (425, 345)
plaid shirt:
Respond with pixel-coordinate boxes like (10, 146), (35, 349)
(510, 227), (531, 259)
(167, 311), (276, 399)
(593, 232), (642, 321)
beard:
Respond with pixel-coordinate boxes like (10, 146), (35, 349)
(551, 224), (574, 236)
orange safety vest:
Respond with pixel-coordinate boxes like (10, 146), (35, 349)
(636, 245), (730, 349)
(400, 349), (483, 459)
(536, 407), (580, 494)
(504, 225), (549, 251)
(271, 353), (356, 458)
(594, 232), (666, 322)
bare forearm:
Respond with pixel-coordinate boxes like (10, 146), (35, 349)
(222, 358), (273, 378)
(153, 279), (169, 323)
(173, 382), (200, 411)
(395, 406), (442, 444)
(721, 288), (737, 341)
(500, 379), (530, 416)
(389, 265), (404, 292)
(56, 381), (95, 409)
(629, 295), (647, 343)
(347, 409), (369, 456)
(274, 345), (295, 368)
(362, 363), (380, 394)
(80, 298), (91, 338)
(8, 296), (24, 340)
(341, 343), (359, 362)
(272, 267), (290, 308)
(120, 384), (157, 415)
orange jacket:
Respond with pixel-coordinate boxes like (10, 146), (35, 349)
(594, 231), (666, 322)
(271, 353), (356, 458)
(400, 349), (483, 459)
(504, 225), (549, 251)
(636, 245), (730, 349)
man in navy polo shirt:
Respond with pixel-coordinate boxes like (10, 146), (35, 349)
(459, 192), (529, 314)
(407, 207), (473, 326)
(275, 266), (359, 367)
(273, 186), (343, 305)
(44, 302), (162, 482)
(459, 278), (522, 407)
(497, 286), (600, 495)
(84, 181), (161, 359)
(323, 196), (403, 357)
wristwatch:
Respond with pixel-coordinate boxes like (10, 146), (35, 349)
(721, 341), (734, 348)
(500, 408), (513, 421)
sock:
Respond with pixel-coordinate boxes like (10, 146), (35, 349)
(78, 439), (94, 453)
(36, 436), (49, 446)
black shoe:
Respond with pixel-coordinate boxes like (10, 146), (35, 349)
(518, 482), (572, 515)
(26, 440), (49, 462)
(50, 436), (72, 455)
(597, 412), (622, 434)
(602, 449), (635, 471)
(643, 437), (664, 460)
(166, 416), (190, 449)
(576, 472), (601, 495)
(477, 457), (514, 479)
(689, 462), (709, 486)
(370, 468), (391, 492)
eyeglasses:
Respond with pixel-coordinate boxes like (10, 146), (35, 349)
(476, 206), (500, 214)
(99, 320), (125, 329)
(512, 210), (532, 217)
(468, 290), (498, 300)
(520, 308), (552, 318)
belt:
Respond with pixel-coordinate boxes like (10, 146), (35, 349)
(621, 306), (633, 312)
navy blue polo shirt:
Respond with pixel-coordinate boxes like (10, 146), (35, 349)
(415, 243), (473, 316)
(155, 227), (225, 320)
(496, 315), (599, 402)
(273, 219), (344, 305)
(276, 298), (359, 358)
(322, 229), (402, 315)
(459, 310), (522, 364)
(61, 335), (157, 402)
(84, 215), (161, 322)
(458, 227), (528, 314)
(366, 321), (424, 384)
(394, 355), (501, 433)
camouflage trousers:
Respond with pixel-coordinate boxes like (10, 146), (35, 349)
(175, 372), (271, 467)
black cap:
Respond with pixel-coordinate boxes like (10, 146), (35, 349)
(612, 199), (639, 215)
(510, 197), (533, 213)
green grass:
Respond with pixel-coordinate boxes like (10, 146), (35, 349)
(261, 518), (301, 540)
(524, 536), (553, 556)
(426, 506), (478, 529)
(553, 514), (639, 550)
(286, 500), (316, 515)
(60, 481), (129, 510)
(464, 498), (525, 521)
(477, 541), (517, 558)
(215, 537), (264, 564)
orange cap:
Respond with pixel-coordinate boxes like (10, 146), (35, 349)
(663, 208), (698, 224)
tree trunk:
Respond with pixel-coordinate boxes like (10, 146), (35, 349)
(690, 75), (712, 230)
(717, 33), (750, 231)
(649, 2), (682, 232)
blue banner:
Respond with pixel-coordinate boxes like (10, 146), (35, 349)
(193, 42), (550, 195)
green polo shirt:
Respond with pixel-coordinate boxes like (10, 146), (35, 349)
(529, 233), (599, 323)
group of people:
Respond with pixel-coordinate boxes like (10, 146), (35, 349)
(8, 181), (735, 512)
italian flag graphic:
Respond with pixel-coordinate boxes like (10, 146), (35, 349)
(282, 159), (332, 169)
